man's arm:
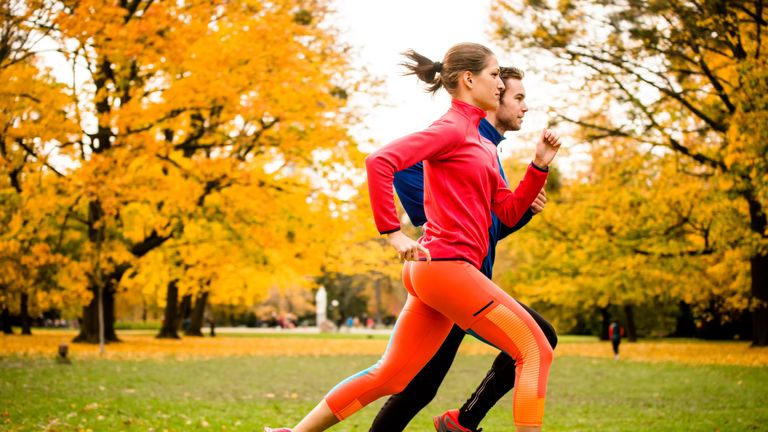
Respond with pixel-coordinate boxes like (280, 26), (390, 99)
(393, 162), (427, 227)
(497, 208), (534, 240)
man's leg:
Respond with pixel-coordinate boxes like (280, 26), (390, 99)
(451, 303), (558, 431)
(369, 325), (465, 432)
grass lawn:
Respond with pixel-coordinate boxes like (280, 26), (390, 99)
(2, 332), (767, 431)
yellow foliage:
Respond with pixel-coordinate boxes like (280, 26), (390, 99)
(1, 0), (373, 323)
(490, 0), (767, 338)
(2, 332), (766, 367)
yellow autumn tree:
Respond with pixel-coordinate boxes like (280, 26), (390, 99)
(0, 0), (87, 335)
(492, 0), (767, 345)
(315, 189), (408, 327)
(2, 0), (366, 342)
(496, 135), (750, 340)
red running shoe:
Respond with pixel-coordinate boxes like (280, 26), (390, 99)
(263, 428), (292, 432)
(433, 409), (480, 432)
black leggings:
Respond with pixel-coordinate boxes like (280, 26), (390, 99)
(369, 301), (557, 432)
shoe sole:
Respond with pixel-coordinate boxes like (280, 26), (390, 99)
(433, 415), (445, 432)
(433, 415), (464, 432)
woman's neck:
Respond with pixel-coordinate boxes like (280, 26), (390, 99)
(452, 91), (483, 110)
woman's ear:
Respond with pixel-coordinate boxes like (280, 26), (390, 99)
(462, 71), (474, 88)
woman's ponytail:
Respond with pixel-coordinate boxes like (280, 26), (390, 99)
(400, 43), (494, 96)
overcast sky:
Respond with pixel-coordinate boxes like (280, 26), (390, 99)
(330, 0), (570, 169)
(38, 0), (585, 174)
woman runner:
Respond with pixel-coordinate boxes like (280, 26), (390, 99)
(265, 42), (561, 432)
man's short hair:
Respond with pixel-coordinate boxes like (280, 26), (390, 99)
(499, 66), (524, 102)
(499, 66), (524, 81)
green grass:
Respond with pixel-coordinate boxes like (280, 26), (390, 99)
(2, 353), (766, 431)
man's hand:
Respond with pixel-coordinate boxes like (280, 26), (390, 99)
(386, 231), (431, 262)
(531, 188), (547, 214)
(533, 129), (562, 168)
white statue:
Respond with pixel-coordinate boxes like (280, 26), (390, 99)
(315, 285), (328, 328)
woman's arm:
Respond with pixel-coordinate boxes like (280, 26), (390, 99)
(365, 119), (461, 234)
(491, 164), (548, 227)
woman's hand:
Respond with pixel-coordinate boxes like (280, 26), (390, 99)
(386, 231), (431, 262)
(533, 129), (562, 168)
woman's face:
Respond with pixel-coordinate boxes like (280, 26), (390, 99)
(470, 56), (504, 111)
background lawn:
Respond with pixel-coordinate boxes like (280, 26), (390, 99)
(2, 335), (767, 431)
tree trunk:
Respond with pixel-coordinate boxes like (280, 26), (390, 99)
(20, 292), (31, 335)
(598, 306), (611, 340)
(185, 292), (208, 337)
(178, 294), (192, 331)
(2, 303), (13, 334)
(374, 278), (383, 327)
(74, 198), (120, 344)
(73, 284), (119, 343)
(674, 301), (696, 337)
(747, 195), (768, 346)
(157, 280), (180, 339)
(751, 252), (768, 346)
(623, 304), (638, 342)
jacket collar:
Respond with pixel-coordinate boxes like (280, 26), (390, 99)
(450, 99), (486, 128)
(478, 118), (505, 146)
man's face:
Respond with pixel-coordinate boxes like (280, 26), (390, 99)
(495, 78), (527, 132)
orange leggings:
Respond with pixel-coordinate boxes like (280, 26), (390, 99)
(324, 261), (553, 427)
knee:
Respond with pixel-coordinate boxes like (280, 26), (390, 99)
(539, 341), (554, 365)
(397, 380), (439, 407)
(513, 337), (553, 366)
(379, 376), (413, 397)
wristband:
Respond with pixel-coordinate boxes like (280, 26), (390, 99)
(531, 161), (549, 172)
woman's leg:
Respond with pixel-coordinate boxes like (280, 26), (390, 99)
(369, 324), (465, 432)
(322, 294), (453, 420)
(284, 263), (455, 432)
(410, 261), (554, 431)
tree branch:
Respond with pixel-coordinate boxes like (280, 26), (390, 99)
(632, 247), (714, 258)
(0, 92), (41, 103)
(756, 0), (764, 58)
(56, 195), (85, 250)
(570, 48), (729, 133)
(124, 107), (189, 136)
(130, 228), (173, 257)
(16, 140), (65, 177)
(689, 45), (736, 113)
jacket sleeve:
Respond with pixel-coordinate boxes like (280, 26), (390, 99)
(366, 119), (462, 234)
(498, 208), (535, 240)
(491, 164), (548, 228)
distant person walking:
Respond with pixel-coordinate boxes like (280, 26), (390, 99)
(609, 320), (624, 360)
